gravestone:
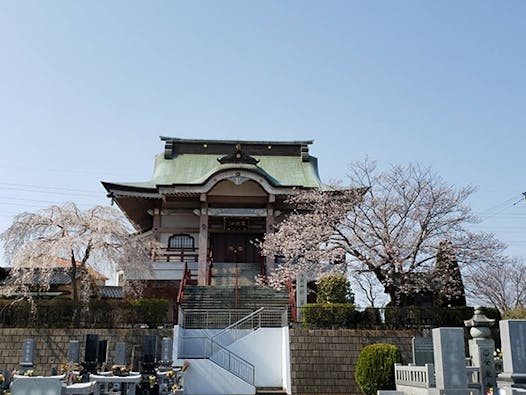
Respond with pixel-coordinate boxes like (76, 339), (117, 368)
(159, 337), (173, 369)
(1, 369), (10, 392)
(82, 333), (99, 374)
(141, 335), (157, 374)
(115, 342), (127, 366)
(429, 327), (470, 395)
(68, 340), (80, 364)
(412, 336), (434, 366)
(497, 320), (526, 393)
(20, 339), (35, 373)
(137, 335), (159, 394)
(98, 340), (108, 370)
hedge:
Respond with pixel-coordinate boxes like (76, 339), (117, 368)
(301, 303), (356, 328)
(0, 298), (169, 328)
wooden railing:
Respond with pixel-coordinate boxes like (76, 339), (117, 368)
(152, 247), (199, 263)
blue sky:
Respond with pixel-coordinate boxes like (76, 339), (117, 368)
(1, 1), (525, 262)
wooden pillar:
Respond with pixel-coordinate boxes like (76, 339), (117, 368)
(151, 208), (161, 261)
(152, 208), (161, 241)
(198, 194), (209, 285)
(265, 195), (275, 275)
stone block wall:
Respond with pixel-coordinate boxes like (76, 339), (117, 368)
(290, 328), (421, 395)
(0, 327), (173, 374)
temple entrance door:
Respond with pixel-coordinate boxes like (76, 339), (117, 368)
(210, 233), (263, 263)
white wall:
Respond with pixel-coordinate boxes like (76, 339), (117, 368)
(173, 326), (291, 393)
(181, 359), (256, 395)
(161, 213), (200, 229)
(282, 326), (291, 394)
(228, 328), (285, 388)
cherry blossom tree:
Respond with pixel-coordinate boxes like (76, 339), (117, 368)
(0, 203), (154, 305)
(464, 256), (526, 313)
(262, 159), (508, 306)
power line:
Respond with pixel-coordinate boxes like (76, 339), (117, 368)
(512, 192), (526, 206)
(0, 182), (102, 194)
(0, 186), (102, 198)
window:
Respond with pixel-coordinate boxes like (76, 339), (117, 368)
(168, 234), (195, 250)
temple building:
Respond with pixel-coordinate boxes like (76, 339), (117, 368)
(102, 137), (322, 311)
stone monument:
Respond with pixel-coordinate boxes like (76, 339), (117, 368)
(67, 340), (80, 364)
(464, 306), (496, 395)
(19, 339), (35, 373)
(82, 333), (99, 375)
(429, 327), (471, 395)
(412, 336), (434, 366)
(115, 342), (127, 366)
(497, 320), (526, 394)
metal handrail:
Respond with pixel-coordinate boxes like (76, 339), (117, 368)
(217, 307), (265, 333)
(180, 308), (288, 329)
(211, 308), (265, 348)
(206, 336), (255, 385)
(179, 309), (254, 329)
(179, 335), (255, 385)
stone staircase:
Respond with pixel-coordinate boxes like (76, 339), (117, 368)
(256, 387), (288, 395)
(180, 284), (290, 311)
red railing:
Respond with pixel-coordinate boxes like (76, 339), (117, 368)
(286, 278), (297, 322)
(176, 262), (192, 305)
(207, 250), (213, 286)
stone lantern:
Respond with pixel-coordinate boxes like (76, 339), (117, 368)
(464, 306), (496, 394)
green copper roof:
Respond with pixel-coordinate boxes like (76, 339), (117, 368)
(107, 153), (322, 190)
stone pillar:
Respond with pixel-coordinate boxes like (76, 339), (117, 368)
(265, 199), (275, 275)
(198, 196), (208, 285)
(430, 327), (470, 395)
(464, 307), (496, 394)
(497, 320), (526, 394)
(296, 272), (307, 322)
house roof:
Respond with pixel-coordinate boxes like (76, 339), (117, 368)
(51, 258), (109, 282)
(1, 258), (109, 286)
(99, 286), (124, 299)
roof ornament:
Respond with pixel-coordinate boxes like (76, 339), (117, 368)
(217, 143), (260, 165)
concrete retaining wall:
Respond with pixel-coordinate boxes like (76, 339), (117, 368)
(0, 327), (173, 374)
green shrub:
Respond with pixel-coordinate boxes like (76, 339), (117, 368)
(316, 274), (354, 304)
(435, 306), (473, 327)
(128, 298), (169, 328)
(361, 308), (382, 327)
(355, 343), (402, 395)
(480, 306), (501, 321)
(302, 303), (356, 328)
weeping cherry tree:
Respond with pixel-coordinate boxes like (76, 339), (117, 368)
(0, 203), (155, 306)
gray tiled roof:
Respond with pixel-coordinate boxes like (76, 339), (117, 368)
(99, 286), (124, 299)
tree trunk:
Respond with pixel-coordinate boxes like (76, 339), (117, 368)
(70, 251), (80, 327)
(70, 254), (78, 303)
